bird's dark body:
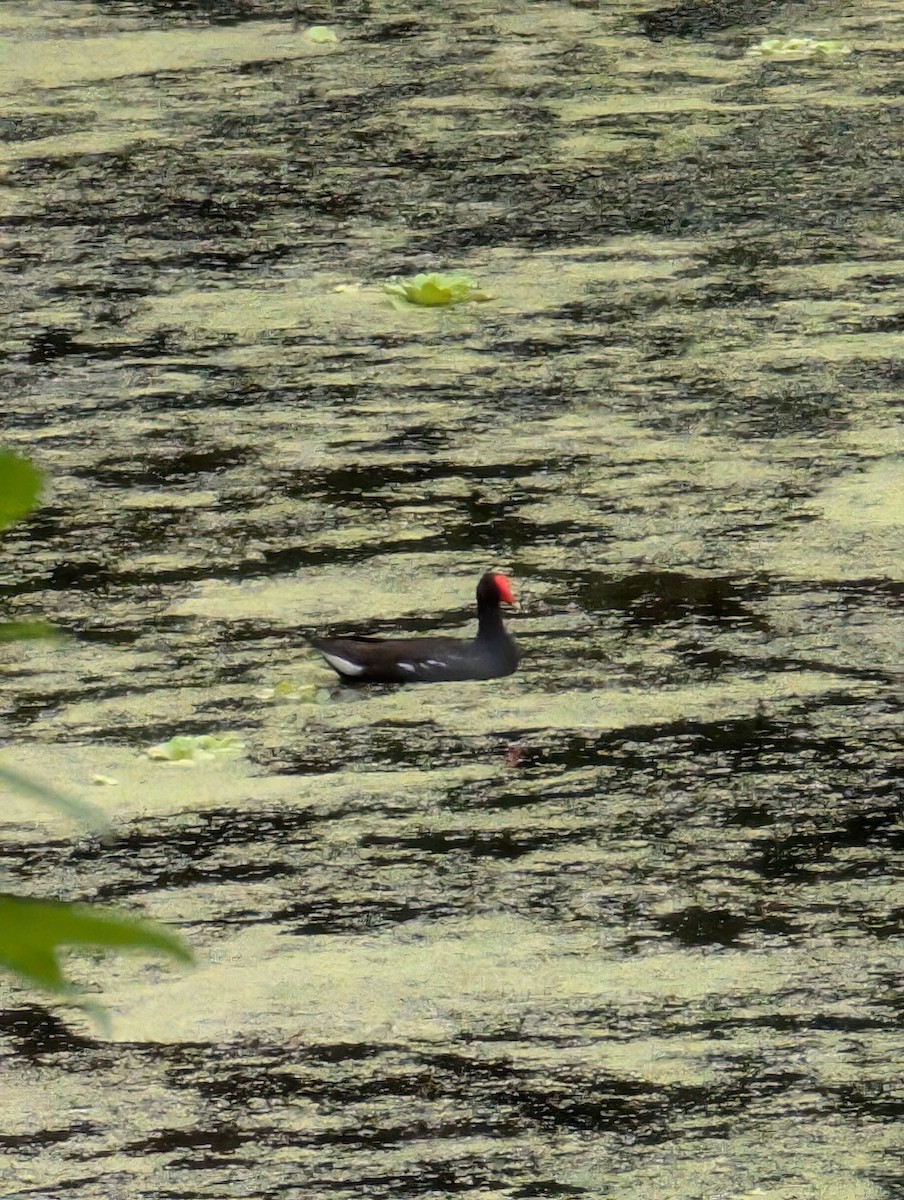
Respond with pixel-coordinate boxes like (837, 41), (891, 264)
(310, 573), (519, 685)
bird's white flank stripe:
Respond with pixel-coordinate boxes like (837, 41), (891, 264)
(323, 652), (366, 676)
(398, 662), (417, 674)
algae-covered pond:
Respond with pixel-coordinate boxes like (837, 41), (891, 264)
(1, 1), (903, 1197)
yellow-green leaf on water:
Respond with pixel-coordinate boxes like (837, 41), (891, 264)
(146, 733), (245, 763)
(0, 450), (43, 531)
(747, 36), (851, 58)
(0, 894), (193, 993)
(384, 272), (492, 307)
(305, 25), (338, 43)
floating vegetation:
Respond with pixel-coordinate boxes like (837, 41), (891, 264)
(747, 36), (852, 59)
(0, 449), (43, 531)
(384, 272), (492, 308)
(253, 678), (332, 728)
(146, 733), (245, 764)
(254, 680), (331, 705)
(0, 619), (57, 643)
(304, 25), (338, 44)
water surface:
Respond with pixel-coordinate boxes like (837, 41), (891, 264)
(1, 1), (903, 1197)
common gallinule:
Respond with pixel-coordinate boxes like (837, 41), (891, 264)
(311, 572), (519, 684)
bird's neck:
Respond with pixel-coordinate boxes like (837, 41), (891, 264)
(477, 606), (505, 642)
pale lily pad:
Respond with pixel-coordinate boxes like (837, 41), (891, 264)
(747, 36), (852, 59)
(146, 733), (245, 763)
(384, 272), (492, 307)
(305, 25), (338, 44)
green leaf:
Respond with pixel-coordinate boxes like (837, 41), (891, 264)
(0, 450), (43, 531)
(747, 35), (851, 58)
(146, 732), (245, 762)
(0, 764), (108, 830)
(305, 24), (338, 43)
(0, 620), (58, 643)
(384, 272), (492, 307)
(0, 894), (193, 992)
